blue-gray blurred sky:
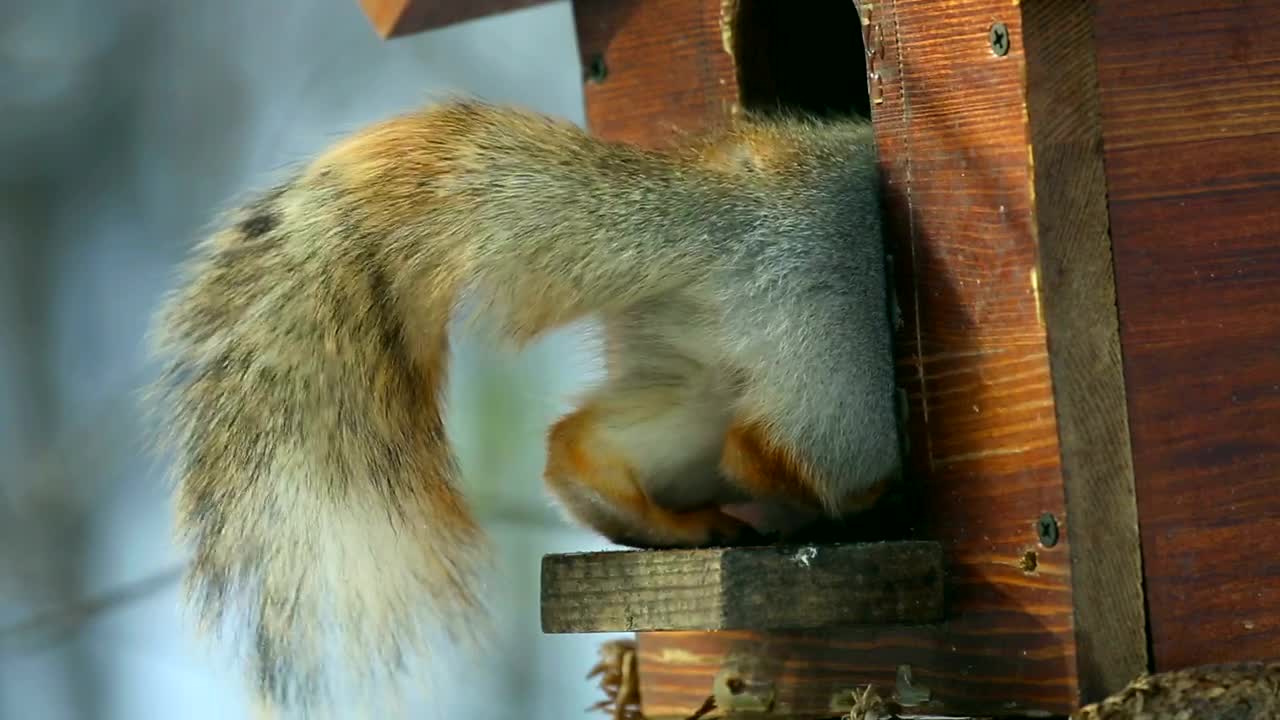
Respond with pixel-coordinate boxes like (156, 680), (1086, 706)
(0, 2), (622, 717)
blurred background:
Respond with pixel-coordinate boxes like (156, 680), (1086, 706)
(0, 1), (625, 717)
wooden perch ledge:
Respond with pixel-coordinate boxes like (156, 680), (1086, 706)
(541, 541), (944, 634)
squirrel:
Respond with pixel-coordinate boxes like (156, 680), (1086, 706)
(147, 99), (901, 712)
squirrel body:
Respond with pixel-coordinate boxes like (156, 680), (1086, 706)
(149, 100), (899, 711)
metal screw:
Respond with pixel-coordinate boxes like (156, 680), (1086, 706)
(1037, 513), (1059, 547)
(584, 54), (608, 83)
(989, 22), (1011, 56)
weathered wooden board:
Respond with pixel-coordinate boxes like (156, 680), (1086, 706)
(541, 542), (945, 634)
(357, 0), (552, 38)
(1024, 0), (1148, 703)
(1093, 0), (1280, 672)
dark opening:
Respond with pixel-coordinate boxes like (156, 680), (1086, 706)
(730, 0), (871, 120)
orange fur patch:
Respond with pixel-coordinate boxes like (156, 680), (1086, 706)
(545, 407), (653, 526)
(546, 409), (604, 488)
(545, 406), (752, 547)
(720, 421), (825, 507)
(721, 423), (887, 515)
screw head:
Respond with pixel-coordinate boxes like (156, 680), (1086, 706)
(585, 54), (608, 83)
(1037, 513), (1059, 547)
(989, 22), (1011, 56)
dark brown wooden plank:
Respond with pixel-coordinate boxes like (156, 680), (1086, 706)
(357, 0), (552, 38)
(540, 542), (944, 634)
(571, 0), (739, 149)
(1023, 0), (1148, 703)
(632, 0), (1084, 715)
(1093, 0), (1280, 672)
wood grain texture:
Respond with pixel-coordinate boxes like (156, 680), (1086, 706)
(571, 0), (739, 149)
(1023, 0), (1148, 703)
(540, 542), (944, 633)
(631, 1), (1084, 716)
(1093, 0), (1280, 671)
(357, 0), (551, 38)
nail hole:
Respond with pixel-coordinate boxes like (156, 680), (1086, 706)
(585, 54), (608, 83)
(1019, 550), (1038, 572)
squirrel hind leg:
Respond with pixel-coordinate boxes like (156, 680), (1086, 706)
(720, 418), (891, 518)
(543, 388), (762, 549)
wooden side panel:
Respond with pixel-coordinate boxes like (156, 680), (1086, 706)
(1094, 1), (1280, 670)
(571, 0), (739, 149)
(357, 0), (552, 37)
(1023, 0), (1148, 702)
(620, 1), (1082, 716)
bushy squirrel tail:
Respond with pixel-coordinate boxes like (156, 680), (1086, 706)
(146, 101), (748, 711)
